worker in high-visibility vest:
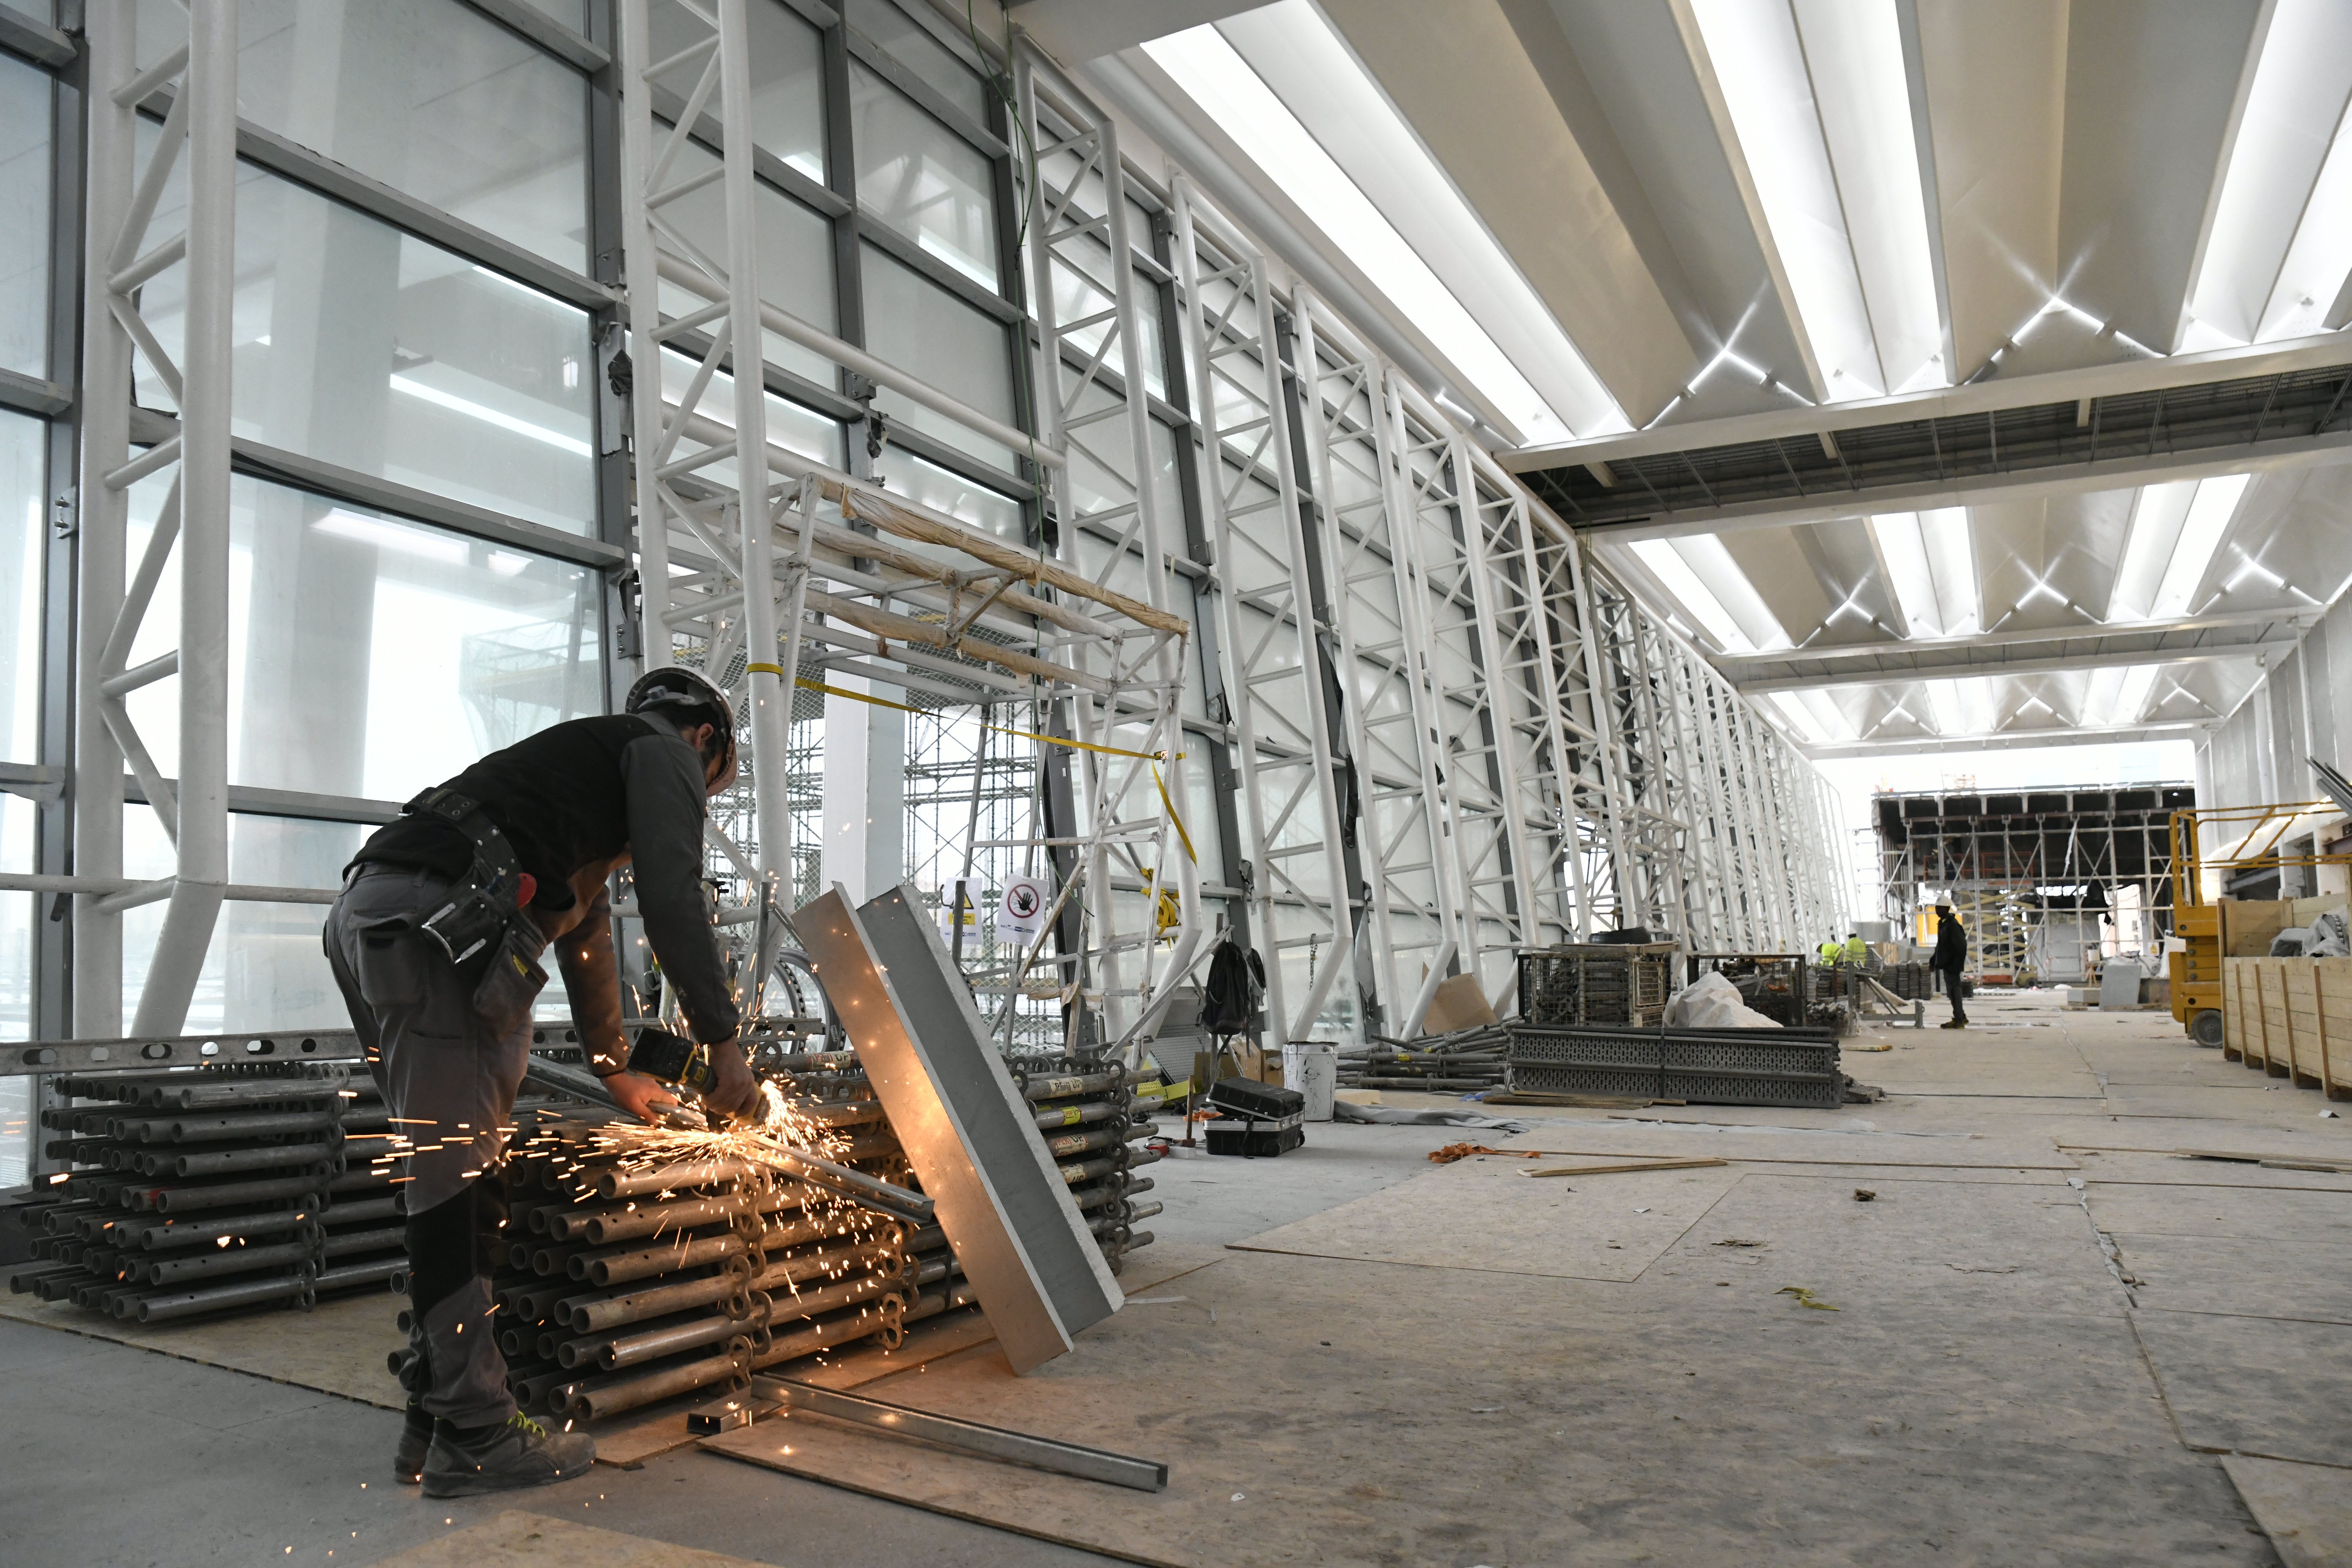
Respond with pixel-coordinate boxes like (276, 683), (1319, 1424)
(1843, 933), (1869, 967)
(1817, 936), (1844, 967)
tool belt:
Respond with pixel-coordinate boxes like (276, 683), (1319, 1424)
(401, 786), (550, 1035)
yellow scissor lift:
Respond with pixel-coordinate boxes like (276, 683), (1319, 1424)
(2169, 799), (2352, 1046)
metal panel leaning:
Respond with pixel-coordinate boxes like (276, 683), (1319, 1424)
(797, 882), (1122, 1373)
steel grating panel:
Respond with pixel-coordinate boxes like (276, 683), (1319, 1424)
(1505, 1024), (1842, 1110)
(797, 883), (1122, 1373)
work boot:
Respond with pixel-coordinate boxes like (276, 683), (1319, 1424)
(419, 1410), (595, 1498)
(394, 1402), (434, 1484)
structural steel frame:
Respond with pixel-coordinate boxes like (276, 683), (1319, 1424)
(10, 4), (1846, 1158)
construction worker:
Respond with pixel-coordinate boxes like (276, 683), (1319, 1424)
(1931, 903), (1969, 1027)
(1817, 934), (1844, 967)
(1843, 932), (1870, 967)
(322, 667), (761, 1498)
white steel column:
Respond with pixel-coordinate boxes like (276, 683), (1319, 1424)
(72, 5), (132, 1035)
(615, 0), (672, 665)
(715, 0), (789, 888)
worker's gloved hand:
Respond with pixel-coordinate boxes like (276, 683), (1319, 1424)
(700, 1036), (762, 1127)
(603, 1070), (681, 1126)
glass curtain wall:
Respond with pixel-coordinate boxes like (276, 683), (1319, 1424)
(2, 0), (624, 1182)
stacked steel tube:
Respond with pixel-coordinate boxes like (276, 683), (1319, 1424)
(7, 1064), (409, 1322)
(1336, 1026), (1509, 1092)
(1010, 1056), (1160, 1273)
(481, 1047), (981, 1425)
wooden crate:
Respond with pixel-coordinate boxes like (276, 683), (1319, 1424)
(2221, 957), (2352, 1099)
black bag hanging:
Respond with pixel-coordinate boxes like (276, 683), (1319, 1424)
(1201, 938), (1261, 1035)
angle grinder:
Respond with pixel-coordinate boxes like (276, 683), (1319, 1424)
(627, 1026), (748, 1127)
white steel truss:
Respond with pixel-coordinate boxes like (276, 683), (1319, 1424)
(72, 1), (239, 1037)
(1167, 179), (1357, 1045)
(34, 11), (1845, 1070)
(612, 13), (1193, 1054)
(1288, 291), (1454, 1031)
(1013, 44), (1200, 1051)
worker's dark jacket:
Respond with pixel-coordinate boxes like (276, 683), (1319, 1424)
(348, 714), (740, 1060)
(1930, 918), (1968, 972)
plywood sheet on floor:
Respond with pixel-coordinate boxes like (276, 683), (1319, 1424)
(1223, 1148), (1742, 1280)
(704, 1245), (2267, 1566)
(368, 1509), (767, 1567)
(2110, 1233), (2352, 1325)
(2223, 1456), (2352, 1568)
(0, 1286), (403, 1408)
(2086, 1182), (2352, 1244)
(2134, 1308), (2352, 1465)
(1642, 1172), (2125, 1317)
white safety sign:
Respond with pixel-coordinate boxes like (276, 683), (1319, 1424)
(1000, 876), (1049, 944)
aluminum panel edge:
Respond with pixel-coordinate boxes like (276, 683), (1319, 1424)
(798, 883), (1122, 1373)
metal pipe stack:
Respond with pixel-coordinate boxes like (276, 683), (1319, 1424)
(1011, 1056), (1160, 1273)
(1336, 1026), (1510, 1092)
(7, 1064), (409, 1321)
(482, 1046), (983, 1425)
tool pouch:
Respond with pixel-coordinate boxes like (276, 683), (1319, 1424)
(470, 916), (550, 1037)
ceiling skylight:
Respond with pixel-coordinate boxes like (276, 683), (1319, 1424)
(1689, 0), (1946, 400)
(1143, 22), (1580, 444)
(1871, 509), (1977, 639)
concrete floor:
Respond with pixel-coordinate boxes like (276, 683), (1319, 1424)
(4, 994), (2346, 1565)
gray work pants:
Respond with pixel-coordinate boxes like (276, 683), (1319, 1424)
(323, 864), (540, 1427)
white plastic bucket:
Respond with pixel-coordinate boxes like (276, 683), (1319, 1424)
(1281, 1042), (1339, 1122)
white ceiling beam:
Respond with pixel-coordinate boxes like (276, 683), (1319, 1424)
(1802, 721), (2208, 759)
(1569, 423), (2352, 543)
(1737, 640), (2297, 696)
(1715, 602), (2318, 672)
(1502, 328), (2352, 472)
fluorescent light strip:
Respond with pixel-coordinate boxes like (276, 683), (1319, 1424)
(2150, 474), (2251, 619)
(1143, 25), (1576, 444)
(1630, 539), (1753, 653)
(1871, 512), (1941, 637)
(1770, 689), (1829, 744)
(1916, 507), (1977, 637)
(389, 376), (593, 457)
(2109, 482), (2198, 623)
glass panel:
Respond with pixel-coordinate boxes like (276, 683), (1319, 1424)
(659, 345), (847, 481)
(654, 129), (838, 386)
(0, 52), (49, 379)
(874, 447), (1021, 542)
(0, 409), (39, 764)
(121, 812), (367, 1032)
(648, 0), (825, 183)
(136, 0), (589, 272)
(845, 0), (988, 124)
(132, 148), (597, 534)
(119, 471), (604, 803)
(850, 63), (999, 290)
(1, 1), (56, 25)
(861, 244), (1013, 471)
